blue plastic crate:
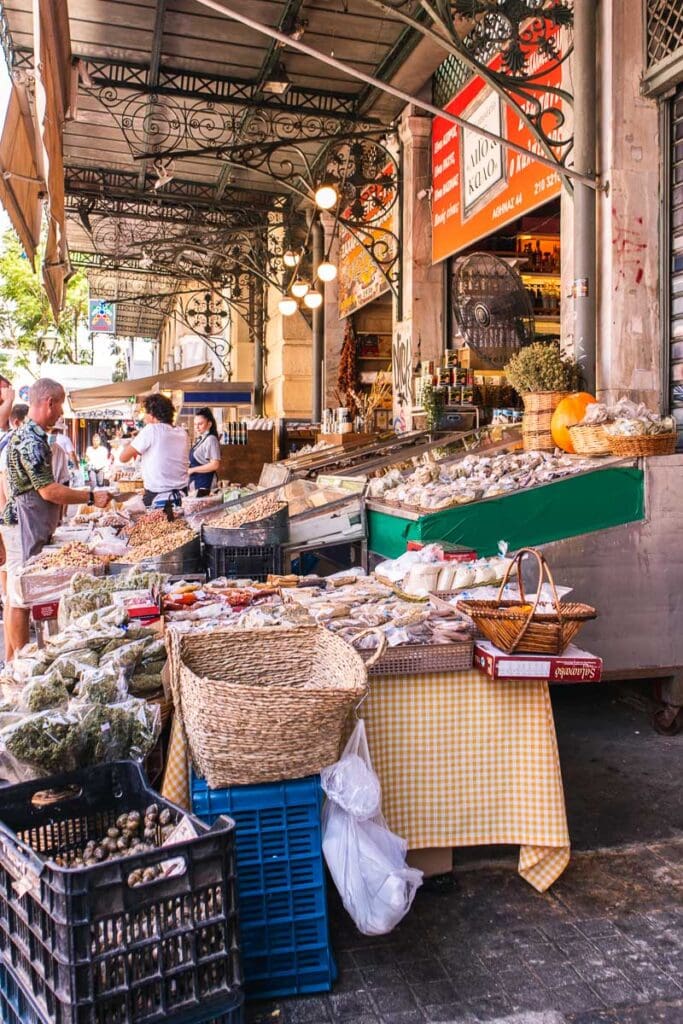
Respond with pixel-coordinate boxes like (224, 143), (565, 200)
(191, 773), (336, 1000)
(0, 957), (245, 1024)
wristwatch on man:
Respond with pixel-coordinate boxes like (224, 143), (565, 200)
(88, 489), (95, 506)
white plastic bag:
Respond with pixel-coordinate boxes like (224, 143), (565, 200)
(321, 720), (423, 935)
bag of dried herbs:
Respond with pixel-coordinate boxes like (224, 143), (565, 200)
(73, 667), (129, 706)
(0, 710), (83, 778)
(20, 672), (70, 713)
(78, 698), (160, 764)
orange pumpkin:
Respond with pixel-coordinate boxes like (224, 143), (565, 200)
(551, 393), (597, 453)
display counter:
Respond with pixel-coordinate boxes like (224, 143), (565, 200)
(367, 462), (644, 559)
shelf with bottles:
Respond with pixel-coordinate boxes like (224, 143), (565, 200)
(516, 231), (561, 275)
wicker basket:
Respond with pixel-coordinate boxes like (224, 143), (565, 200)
(522, 391), (568, 451)
(606, 432), (677, 457)
(351, 628), (473, 676)
(457, 547), (596, 655)
(568, 422), (612, 456)
(170, 625), (368, 787)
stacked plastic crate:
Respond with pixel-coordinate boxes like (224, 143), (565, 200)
(0, 762), (245, 1024)
(191, 773), (336, 1000)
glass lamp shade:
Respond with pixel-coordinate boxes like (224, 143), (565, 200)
(314, 184), (338, 210)
(316, 261), (337, 282)
(291, 280), (310, 298)
(303, 290), (323, 309)
(278, 297), (298, 317)
(283, 249), (300, 268)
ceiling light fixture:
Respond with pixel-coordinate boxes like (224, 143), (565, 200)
(278, 297), (298, 317)
(316, 261), (337, 282)
(314, 184), (338, 210)
(291, 280), (310, 298)
(263, 63), (291, 95)
(303, 290), (323, 309)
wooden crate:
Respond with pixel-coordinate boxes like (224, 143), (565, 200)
(219, 428), (278, 485)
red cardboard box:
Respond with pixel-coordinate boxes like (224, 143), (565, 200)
(474, 641), (603, 683)
(406, 541), (477, 561)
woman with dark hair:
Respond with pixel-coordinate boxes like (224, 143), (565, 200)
(188, 407), (221, 496)
(119, 392), (189, 507)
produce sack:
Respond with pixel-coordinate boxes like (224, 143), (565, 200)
(321, 719), (423, 935)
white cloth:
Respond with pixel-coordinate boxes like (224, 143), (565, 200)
(191, 432), (221, 465)
(1, 524), (26, 607)
(86, 444), (109, 471)
(130, 423), (189, 497)
(54, 434), (75, 457)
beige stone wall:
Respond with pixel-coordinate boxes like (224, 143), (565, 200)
(562, 0), (662, 409)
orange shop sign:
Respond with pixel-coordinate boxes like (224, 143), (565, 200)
(431, 33), (567, 264)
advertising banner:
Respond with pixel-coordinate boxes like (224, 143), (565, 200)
(338, 160), (397, 318)
(432, 29), (567, 264)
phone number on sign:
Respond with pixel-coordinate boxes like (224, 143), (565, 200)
(534, 172), (560, 196)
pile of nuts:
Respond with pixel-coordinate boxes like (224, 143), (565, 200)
(115, 518), (194, 563)
(24, 543), (106, 573)
(51, 803), (177, 886)
(213, 496), (286, 528)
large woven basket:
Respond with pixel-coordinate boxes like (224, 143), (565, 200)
(606, 432), (677, 457)
(457, 547), (596, 655)
(170, 625), (368, 787)
(522, 391), (568, 451)
(568, 422), (612, 456)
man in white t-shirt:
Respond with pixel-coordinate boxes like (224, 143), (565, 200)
(119, 393), (189, 507)
(52, 426), (77, 466)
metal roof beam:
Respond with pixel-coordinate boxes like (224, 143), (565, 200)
(63, 166), (280, 213)
(137, 0), (167, 189)
(13, 47), (371, 123)
(64, 193), (268, 230)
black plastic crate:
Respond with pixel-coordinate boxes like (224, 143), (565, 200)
(203, 544), (282, 582)
(0, 959), (245, 1024)
(0, 762), (242, 1024)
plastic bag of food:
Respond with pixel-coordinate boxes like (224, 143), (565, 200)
(50, 650), (100, 681)
(19, 672), (70, 713)
(73, 666), (129, 705)
(321, 720), (423, 935)
(0, 709), (83, 778)
(78, 698), (160, 764)
(100, 637), (149, 674)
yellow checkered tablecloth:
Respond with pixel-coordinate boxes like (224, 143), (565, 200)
(162, 665), (570, 893)
(361, 668), (570, 893)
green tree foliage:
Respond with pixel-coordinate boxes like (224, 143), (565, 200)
(0, 230), (90, 371)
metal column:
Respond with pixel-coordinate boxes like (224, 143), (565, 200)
(311, 216), (324, 424)
(573, 0), (597, 394)
(252, 279), (265, 416)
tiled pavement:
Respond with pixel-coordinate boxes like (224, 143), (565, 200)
(248, 839), (682, 1024)
(247, 685), (682, 1024)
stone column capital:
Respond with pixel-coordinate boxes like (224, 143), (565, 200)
(399, 111), (433, 147)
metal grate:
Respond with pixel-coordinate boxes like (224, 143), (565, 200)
(432, 55), (473, 109)
(647, 0), (683, 68)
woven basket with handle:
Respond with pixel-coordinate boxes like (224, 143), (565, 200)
(457, 547), (596, 655)
(168, 625), (370, 787)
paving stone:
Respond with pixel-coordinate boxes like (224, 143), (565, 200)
(590, 979), (640, 1007)
(462, 993), (513, 1020)
(375, 1012), (427, 1024)
(399, 960), (449, 985)
(332, 968), (366, 993)
(281, 998), (334, 1023)
(361, 967), (405, 988)
(329, 990), (378, 1020)
(409, 979), (458, 1006)
(544, 981), (603, 1014)
(370, 985), (419, 1014)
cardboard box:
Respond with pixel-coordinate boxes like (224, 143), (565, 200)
(474, 641), (603, 683)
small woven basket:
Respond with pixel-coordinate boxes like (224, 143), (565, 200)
(170, 625), (368, 787)
(606, 432), (677, 457)
(568, 422), (612, 456)
(522, 391), (568, 451)
(457, 547), (596, 655)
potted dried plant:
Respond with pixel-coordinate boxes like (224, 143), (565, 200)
(504, 343), (582, 451)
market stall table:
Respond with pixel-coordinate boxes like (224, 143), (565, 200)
(361, 666), (570, 893)
(163, 662), (569, 894)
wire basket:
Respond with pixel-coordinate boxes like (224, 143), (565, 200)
(457, 547), (596, 655)
(606, 432), (677, 457)
(169, 626), (368, 787)
(568, 422), (612, 456)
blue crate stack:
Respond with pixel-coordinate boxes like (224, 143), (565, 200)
(191, 772), (336, 1001)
